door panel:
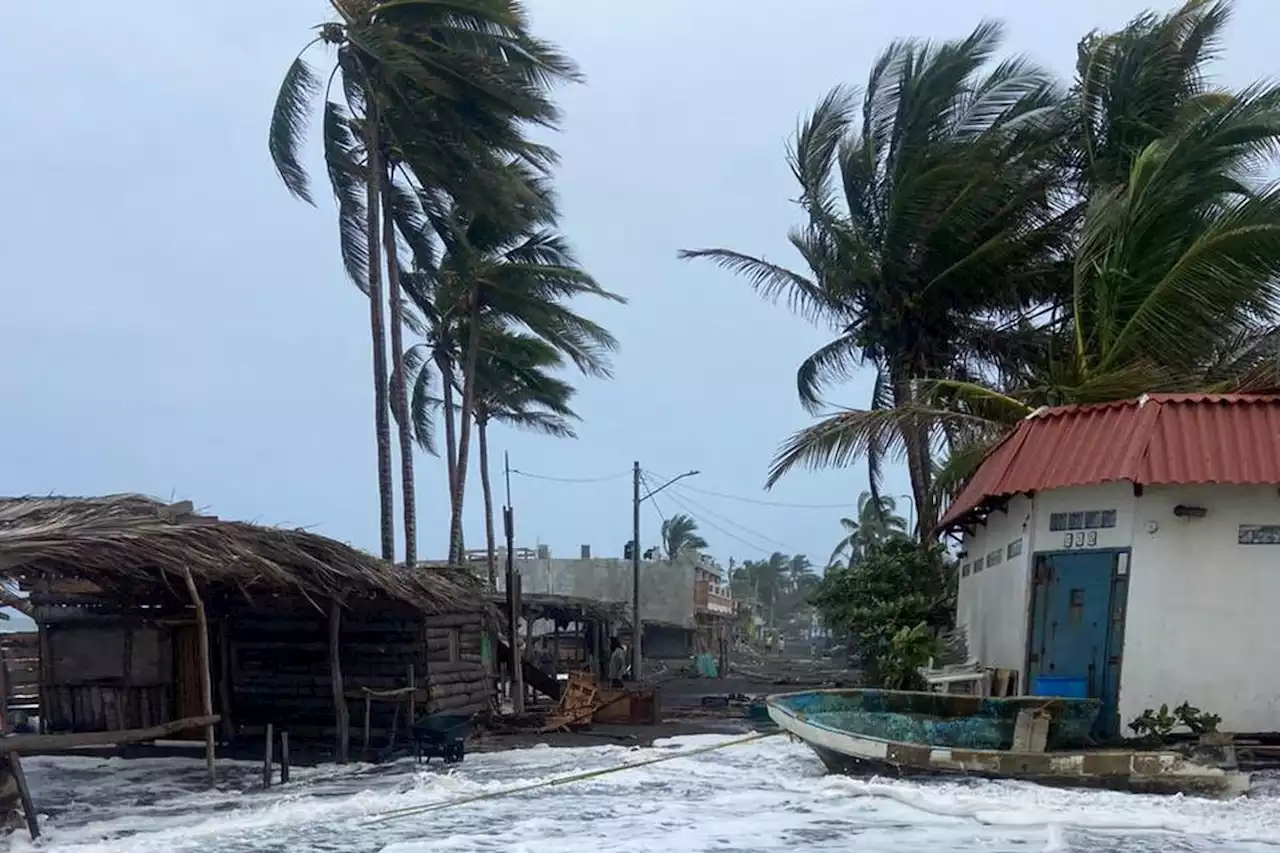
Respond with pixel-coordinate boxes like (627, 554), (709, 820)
(1026, 550), (1127, 738)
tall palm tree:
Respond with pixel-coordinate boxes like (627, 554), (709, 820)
(661, 514), (709, 562)
(901, 2), (1280, 505)
(269, 0), (579, 564)
(828, 492), (908, 568)
(681, 22), (1069, 536)
(403, 177), (621, 564)
(472, 331), (580, 588)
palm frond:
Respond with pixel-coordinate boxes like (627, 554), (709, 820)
(270, 54), (323, 204)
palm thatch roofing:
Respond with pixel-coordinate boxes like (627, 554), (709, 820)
(489, 592), (630, 625)
(0, 494), (485, 614)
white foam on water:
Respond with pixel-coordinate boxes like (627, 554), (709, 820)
(5, 735), (1279, 853)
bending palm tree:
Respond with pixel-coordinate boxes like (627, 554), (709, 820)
(828, 492), (908, 568)
(403, 178), (621, 563)
(268, 0), (578, 564)
(682, 22), (1068, 536)
(472, 331), (580, 588)
(661, 514), (708, 562)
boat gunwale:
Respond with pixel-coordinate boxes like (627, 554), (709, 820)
(764, 688), (1243, 768)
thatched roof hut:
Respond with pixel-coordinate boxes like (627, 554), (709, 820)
(0, 494), (495, 757)
(0, 494), (482, 614)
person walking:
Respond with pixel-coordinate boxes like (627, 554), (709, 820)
(607, 637), (627, 688)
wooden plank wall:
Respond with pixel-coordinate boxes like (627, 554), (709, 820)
(0, 633), (39, 713)
(228, 601), (492, 739)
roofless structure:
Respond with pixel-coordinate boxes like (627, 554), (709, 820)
(0, 494), (493, 769)
(939, 394), (1280, 737)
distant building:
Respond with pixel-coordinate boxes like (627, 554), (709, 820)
(940, 394), (1280, 737)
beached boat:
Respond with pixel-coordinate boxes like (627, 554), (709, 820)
(767, 689), (1249, 798)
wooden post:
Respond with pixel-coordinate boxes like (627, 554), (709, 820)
(407, 664), (416, 727)
(279, 730), (290, 784)
(36, 626), (49, 734)
(329, 599), (349, 763)
(217, 619), (234, 743)
(9, 753), (38, 840)
(512, 573), (524, 714)
(552, 625), (560, 679)
(263, 722), (274, 789)
(181, 567), (216, 788)
(363, 693), (372, 752)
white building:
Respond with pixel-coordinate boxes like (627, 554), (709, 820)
(942, 393), (1280, 737)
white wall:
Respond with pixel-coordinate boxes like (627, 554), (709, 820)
(1125, 484), (1280, 733)
(956, 493), (1032, 672)
(958, 481), (1280, 734)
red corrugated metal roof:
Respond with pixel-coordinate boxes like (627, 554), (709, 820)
(937, 393), (1280, 530)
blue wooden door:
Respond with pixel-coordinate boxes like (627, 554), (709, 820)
(1027, 550), (1128, 738)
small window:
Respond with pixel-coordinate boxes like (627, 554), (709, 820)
(986, 549), (1002, 567)
(1084, 511), (1101, 528)
(1007, 538), (1023, 559)
(961, 562), (971, 578)
(1100, 510), (1117, 528)
(1068, 512), (1086, 530)
(973, 558), (983, 574)
(1049, 513), (1067, 531)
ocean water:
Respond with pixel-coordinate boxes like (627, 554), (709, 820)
(7, 734), (1280, 853)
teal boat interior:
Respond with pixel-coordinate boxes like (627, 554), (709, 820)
(771, 689), (1101, 751)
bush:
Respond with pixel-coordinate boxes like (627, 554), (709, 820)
(810, 538), (955, 689)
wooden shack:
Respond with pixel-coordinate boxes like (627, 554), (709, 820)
(0, 494), (493, 761)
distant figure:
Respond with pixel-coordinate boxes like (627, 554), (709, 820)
(777, 636), (786, 657)
(608, 637), (627, 688)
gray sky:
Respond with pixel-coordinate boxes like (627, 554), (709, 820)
(2, 1), (1274, 567)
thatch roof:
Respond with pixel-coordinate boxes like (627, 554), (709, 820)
(490, 592), (630, 625)
(0, 494), (484, 614)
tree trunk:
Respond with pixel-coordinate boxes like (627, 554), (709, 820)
(436, 351), (459, 501)
(364, 115), (395, 563)
(478, 414), (498, 589)
(448, 289), (483, 564)
(891, 373), (935, 539)
(381, 164), (415, 568)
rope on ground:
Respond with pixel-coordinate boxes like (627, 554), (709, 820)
(361, 731), (779, 826)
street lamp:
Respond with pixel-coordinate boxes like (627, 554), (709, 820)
(632, 463), (699, 680)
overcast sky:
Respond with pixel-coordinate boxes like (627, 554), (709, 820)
(1, 1), (1274, 568)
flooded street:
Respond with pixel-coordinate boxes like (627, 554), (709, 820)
(7, 734), (1280, 853)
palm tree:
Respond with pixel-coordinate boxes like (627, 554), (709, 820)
(268, 0), (579, 564)
(681, 22), (1068, 536)
(828, 492), (908, 568)
(661, 514), (709, 562)
(472, 331), (580, 588)
(911, 2), (1280, 503)
(402, 176), (621, 564)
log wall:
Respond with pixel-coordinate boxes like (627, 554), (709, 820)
(228, 601), (492, 737)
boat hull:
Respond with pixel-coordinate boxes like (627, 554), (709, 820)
(768, 689), (1250, 799)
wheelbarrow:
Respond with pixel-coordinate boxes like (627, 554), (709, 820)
(411, 712), (473, 765)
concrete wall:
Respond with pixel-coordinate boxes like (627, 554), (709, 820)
(959, 482), (1280, 734)
(501, 556), (696, 629)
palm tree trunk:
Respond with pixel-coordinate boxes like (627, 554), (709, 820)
(364, 114), (395, 563)
(478, 413), (498, 589)
(381, 165), (415, 568)
(448, 290), (483, 563)
(891, 372), (935, 539)
(436, 352), (459, 500)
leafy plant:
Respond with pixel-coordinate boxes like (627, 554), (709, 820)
(1128, 701), (1221, 741)
(810, 538), (955, 687)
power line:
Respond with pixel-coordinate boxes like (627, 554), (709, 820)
(665, 482), (802, 554)
(659, 487), (777, 557)
(644, 468), (854, 510)
(509, 468), (630, 484)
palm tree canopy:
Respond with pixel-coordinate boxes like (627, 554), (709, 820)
(681, 22), (1070, 533)
(661, 514), (708, 561)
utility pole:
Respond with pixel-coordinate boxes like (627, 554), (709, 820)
(504, 456), (523, 714)
(631, 464), (700, 683)
(631, 461), (641, 682)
